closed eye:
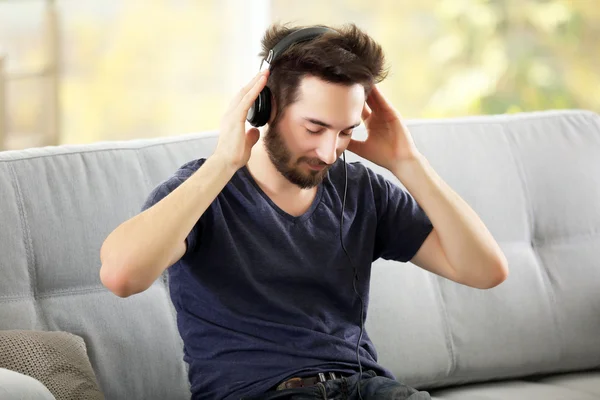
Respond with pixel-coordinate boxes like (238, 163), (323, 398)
(306, 128), (353, 136)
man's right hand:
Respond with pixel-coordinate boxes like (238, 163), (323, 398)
(214, 69), (270, 170)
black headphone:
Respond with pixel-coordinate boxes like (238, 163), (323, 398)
(246, 26), (336, 127)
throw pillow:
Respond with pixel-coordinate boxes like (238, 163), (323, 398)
(0, 330), (104, 400)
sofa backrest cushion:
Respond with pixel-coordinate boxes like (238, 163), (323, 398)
(1, 110), (598, 397)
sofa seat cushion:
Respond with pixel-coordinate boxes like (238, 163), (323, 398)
(532, 370), (600, 397)
(429, 378), (600, 400)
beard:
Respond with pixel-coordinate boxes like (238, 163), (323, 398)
(263, 123), (333, 189)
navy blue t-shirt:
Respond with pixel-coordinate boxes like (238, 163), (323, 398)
(141, 156), (433, 400)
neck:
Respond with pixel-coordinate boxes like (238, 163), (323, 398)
(246, 137), (315, 196)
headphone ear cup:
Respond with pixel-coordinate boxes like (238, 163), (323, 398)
(246, 86), (272, 127)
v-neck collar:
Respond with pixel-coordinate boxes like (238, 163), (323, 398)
(240, 165), (324, 223)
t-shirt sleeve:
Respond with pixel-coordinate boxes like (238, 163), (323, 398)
(370, 168), (434, 263)
(140, 160), (205, 258)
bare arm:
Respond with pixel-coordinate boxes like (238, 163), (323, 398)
(99, 69), (269, 298)
(99, 154), (236, 297)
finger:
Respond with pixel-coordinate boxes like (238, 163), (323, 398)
(237, 73), (269, 119)
(242, 70), (268, 95)
(228, 70), (268, 111)
(366, 86), (379, 111)
(245, 127), (260, 148)
(361, 102), (372, 121)
(368, 85), (394, 112)
(346, 138), (365, 156)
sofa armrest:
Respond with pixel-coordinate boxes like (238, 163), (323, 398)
(0, 368), (56, 399)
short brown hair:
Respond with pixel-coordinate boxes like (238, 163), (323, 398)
(258, 22), (389, 125)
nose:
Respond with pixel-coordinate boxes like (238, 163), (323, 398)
(315, 135), (339, 165)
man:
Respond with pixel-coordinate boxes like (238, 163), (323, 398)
(99, 23), (508, 400)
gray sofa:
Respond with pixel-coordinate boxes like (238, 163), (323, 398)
(1, 109), (599, 399)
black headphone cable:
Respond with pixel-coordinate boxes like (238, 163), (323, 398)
(340, 151), (365, 400)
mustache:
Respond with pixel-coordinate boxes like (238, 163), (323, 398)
(297, 157), (330, 167)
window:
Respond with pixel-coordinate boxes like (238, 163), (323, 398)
(1, 0), (598, 149)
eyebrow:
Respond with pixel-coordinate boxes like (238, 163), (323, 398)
(303, 117), (361, 131)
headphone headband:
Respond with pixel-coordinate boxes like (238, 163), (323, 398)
(248, 26), (337, 127)
(260, 26), (336, 71)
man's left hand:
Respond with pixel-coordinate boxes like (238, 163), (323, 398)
(347, 85), (420, 172)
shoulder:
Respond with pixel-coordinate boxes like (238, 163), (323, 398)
(142, 158), (207, 210)
(161, 158), (207, 187)
(173, 158), (207, 180)
(326, 157), (410, 217)
(155, 158), (206, 192)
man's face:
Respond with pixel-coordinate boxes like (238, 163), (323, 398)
(263, 75), (365, 189)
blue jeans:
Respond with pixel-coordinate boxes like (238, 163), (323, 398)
(245, 370), (431, 399)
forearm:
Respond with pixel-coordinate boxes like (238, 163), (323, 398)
(393, 153), (508, 281)
(100, 153), (236, 295)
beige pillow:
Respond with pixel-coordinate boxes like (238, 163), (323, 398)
(0, 330), (104, 400)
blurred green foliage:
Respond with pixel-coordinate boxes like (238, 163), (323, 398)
(1, 0), (598, 146)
